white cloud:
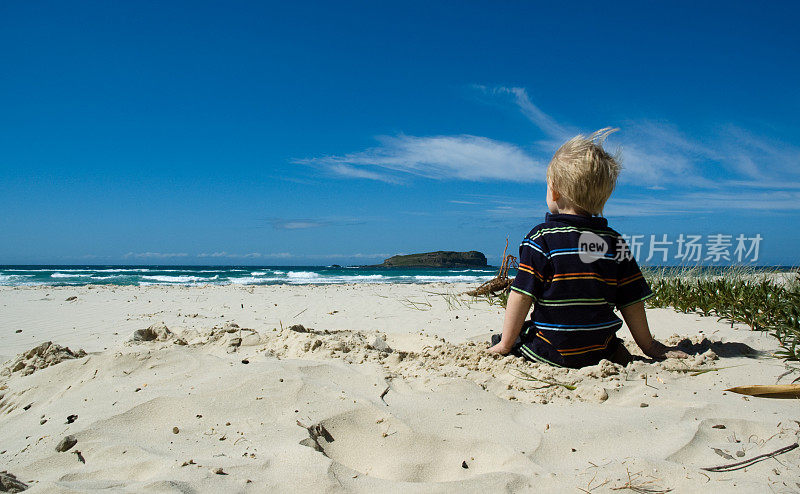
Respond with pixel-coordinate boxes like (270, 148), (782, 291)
(197, 252), (292, 259)
(297, 134), (543, 183)
(297, 83), (800, 214)
(124, 252), (189, 259)
(197, 251), (230, 258)
(325, 164), (400, 184)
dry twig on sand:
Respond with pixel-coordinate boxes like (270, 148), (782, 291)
(665, 365), (738, 377)
(701, 442), (799, 472)
(398, 297), (432, 311)
(511, 369), (577, 391)
(610, 468), (671, 493)
(379, 385), (390, 405)
(577, 471), (610, 493)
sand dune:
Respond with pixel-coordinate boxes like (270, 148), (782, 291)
(1, 284), (798, 492)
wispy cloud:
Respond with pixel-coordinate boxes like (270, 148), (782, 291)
(477, 85), (800, 191)
(269, 217), (366, 230)
(298, 83), (799, 210)
(611, 121), (719, 186)
(450, 187), (800, 219)
(296, 134), (543, 183)
(272, 220), (326, 230)
(197, 251), (273, 259)
(473, 85), (570, 140)
(304, 253), (393, 259)
(478, 86), (720, 187)
(616, 124), (800, 188)
(717, 125), (800, 180)
(194, 251), (392, 261)
(323, 164), (400, 184)
(606, 189), (800, 216)
(123, 252), (189, 259)
(720, 180), (800, 190)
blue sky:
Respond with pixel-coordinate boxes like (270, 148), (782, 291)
(1, 1), (798, 266)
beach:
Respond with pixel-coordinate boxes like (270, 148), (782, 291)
(1, 283), (798, 492)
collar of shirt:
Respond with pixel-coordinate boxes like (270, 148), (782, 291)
(544, 212), (609, 228)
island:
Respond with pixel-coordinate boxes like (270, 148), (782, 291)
(373, 251), (487, 268)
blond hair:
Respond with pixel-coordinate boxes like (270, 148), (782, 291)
(546, 127), (621, 215)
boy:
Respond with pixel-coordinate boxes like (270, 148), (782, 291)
(487, 128), (687, 367)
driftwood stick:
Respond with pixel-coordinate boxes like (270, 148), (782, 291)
(725, 384), (800, 398)
(498, 238), (509, 278)
(701, 442), (798, 472)
(379, 385), (390, 405)
(465, 239), (518, 296)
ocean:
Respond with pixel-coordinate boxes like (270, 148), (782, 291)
(0, 265), (501, 287)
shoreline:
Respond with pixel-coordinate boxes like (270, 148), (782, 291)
(1, 265), (796, 290)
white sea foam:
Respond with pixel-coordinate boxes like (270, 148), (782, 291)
(0, 278), (49, 286)
(8, 269), (90, 273)
(228, 276), (283, 284)
(141, 275), (208, 283)
(250, 271), (268, 276)
(93, 268), (153, 273)
(283, 274), (391, 284)
(287, 271), (321, 279)
(51, 273), (91, 278)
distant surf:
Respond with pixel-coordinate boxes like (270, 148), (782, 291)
(0, 266), (499, 287)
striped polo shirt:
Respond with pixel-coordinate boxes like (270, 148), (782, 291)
(510, 213), (653, 368)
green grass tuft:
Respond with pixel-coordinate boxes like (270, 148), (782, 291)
(643, 266), (800, 365)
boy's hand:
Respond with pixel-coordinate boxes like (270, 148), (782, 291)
(488, 291), (533, 356)
(620, 302), (689, 360)
(487, 342), (512, 355)
(642, 340), (689, 360)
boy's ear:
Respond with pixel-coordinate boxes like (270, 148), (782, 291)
(550, 187), (560, 201)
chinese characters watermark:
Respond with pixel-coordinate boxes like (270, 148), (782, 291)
(621, 234), (763, 263)
(577, 233), (763, 264)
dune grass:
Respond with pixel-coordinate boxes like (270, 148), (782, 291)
(642, 265), (800, 365)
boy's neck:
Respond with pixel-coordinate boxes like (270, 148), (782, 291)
(555, 206), (592, 217)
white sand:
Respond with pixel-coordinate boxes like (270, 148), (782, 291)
(0, 284), (798, 492)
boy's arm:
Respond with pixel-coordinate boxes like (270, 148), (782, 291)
(488, 290), (533, 354)
(620, 301), (688, 359)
